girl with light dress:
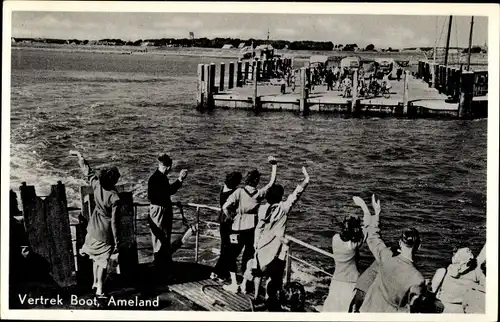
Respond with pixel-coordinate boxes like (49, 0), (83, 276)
(322, 195), (377, 312)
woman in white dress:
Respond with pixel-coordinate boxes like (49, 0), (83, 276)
(322, 195), (377, 312)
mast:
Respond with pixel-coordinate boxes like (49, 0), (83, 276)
(467, 16), (474, 71)
(432, 17), (437, 65)
(444, 15), (453, 69)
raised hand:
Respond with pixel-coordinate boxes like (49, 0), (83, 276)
(179, 169), (188, 182)
(69, 150), (82, 159)
(302, 166), (310, 182)
(372, 194), (381, 216)
(268, 156), (277, 165)
(353, 196), (368, 209)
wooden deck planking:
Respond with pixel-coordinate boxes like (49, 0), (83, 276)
(169, 278), (253, 312)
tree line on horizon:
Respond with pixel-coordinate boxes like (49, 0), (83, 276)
(12, 36), (484, 53)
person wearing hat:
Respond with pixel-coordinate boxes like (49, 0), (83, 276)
(430, 244), (485, 313)
(148, 153), (188, 268)
(359, 195), (426, 313)
(69, 150), (121, 297)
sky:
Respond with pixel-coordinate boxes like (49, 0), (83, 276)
(11, 11), (488, 49)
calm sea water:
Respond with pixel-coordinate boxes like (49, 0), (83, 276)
(10, 48), (487, 305)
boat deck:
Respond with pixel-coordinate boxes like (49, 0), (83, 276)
(169, 278), (253, 312)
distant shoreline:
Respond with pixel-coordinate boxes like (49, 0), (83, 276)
(11, 43), (488, 68)
(11, 44), (243, 60)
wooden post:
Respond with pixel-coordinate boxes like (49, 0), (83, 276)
(203, 64), (210, 108)
(431, 63), (437, 88)
(244, 61), (250, 82)
(209, 63), (216, 107)
(446, 67), (452, 95)
(299, 67), (308, 115)
(236, 61), (242, 87)
(458, 71), (474, 118)
(351, 69), (358, 113)
(219, 63), (225, 92)
(228, 61), (235, 89)
(262, 60), (268, 79)
(196, 64), (204, 109)
(20, 182), (77, 288)
(253, 60), (260, 111)
(256, 59), (261, 82)
(403, 70), (410, 114)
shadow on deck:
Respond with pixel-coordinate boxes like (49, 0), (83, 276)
(10, 261), (219, 311)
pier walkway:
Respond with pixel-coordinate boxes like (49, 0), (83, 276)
(214, 74), (456, 112)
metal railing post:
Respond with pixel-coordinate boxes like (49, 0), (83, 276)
(195, 206), (200, 263)
(284, 237), (292, 284)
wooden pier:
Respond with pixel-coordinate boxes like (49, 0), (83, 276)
(196, 58), (488, 119)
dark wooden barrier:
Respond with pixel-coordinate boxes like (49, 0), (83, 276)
(20, 181), (77, 288)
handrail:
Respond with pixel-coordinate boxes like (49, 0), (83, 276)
(129, 201), (336, 278)
(284, 235), (335, 260)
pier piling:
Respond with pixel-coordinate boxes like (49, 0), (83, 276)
(244, 61), (250, 83)
(299, 67), (309, 115)
(256, 59), (262, 82)
(236, 61), (242, 87)
(219, 63), (225, 92)
(209, 63), (216, 106)
(267, 59), (272, 78)
(203, 64), (210, 108)
(228, 61), (234, 89)
(403, 70), (410, 114)
(196, 64), (204, 109)
(351, 69), (359, 113)
(458, 71), (474, 118)
(253, 60), (260, 111)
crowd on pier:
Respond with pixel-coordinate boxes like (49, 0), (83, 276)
(9, 151), (487, 313)
(280, 64), (403, 99)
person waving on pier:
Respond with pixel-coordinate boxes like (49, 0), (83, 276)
(148, 153), (188, 270)
(221, 156), (278, 293)
(69, 150), (121, 298)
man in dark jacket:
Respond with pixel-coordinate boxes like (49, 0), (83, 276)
(148, 154), (188, 267)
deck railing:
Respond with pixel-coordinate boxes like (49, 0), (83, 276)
(68, 199), (335, 284)
(151, 202), (336, 282)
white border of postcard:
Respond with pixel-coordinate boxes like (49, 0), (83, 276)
(2, 1), (499, 321)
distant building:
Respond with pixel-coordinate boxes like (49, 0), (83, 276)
(11, 37), (16, 43)
(222, 44), (234, 49)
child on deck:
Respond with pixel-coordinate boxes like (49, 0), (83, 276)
(240, 167), (310, 309)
